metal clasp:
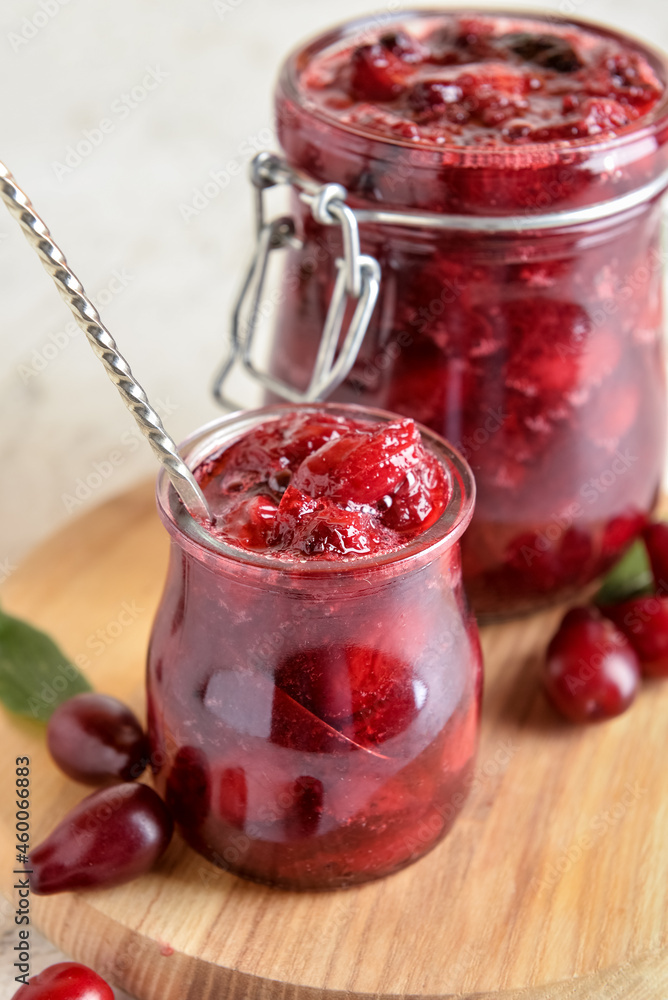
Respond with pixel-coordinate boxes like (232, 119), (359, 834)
(212, 153), (381, 410)
(213, 152), (668, 410)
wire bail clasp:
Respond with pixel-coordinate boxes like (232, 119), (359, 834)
(212, 152), (381, 410)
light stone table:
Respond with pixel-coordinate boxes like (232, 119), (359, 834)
(1, 0), (668, 997)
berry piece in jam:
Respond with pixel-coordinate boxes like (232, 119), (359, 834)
(378, 29), (425, 63)
(503, 32), (583, 73)
(498, 299), (591, 410)
(408, 80), (465, 119)
(197, 412), (449, 557)
(292, 418), (421, 503)
(507, 527), (594, 594)
(381, 465), (446, 535)
(543, 606), (640, 722)
(271, 486), (385, 556)
(350, 43), (409, 102)
(221, 494), (278, 549)
(274, 645), (418, 749)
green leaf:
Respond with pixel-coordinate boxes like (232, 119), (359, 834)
(595, 539), (654, 607)
(0, 608), (91, 723)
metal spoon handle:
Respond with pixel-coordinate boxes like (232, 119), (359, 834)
(0, 162), (211, 524)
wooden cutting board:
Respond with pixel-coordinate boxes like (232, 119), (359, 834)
(1, 482), (667, 1000)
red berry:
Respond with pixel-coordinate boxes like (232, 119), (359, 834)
(501, 299), (590, 404)
(544, 606), (640, 722)
(165, 745), (211, 829)
(274, 645), (418, 748)
(350, 43), (409, 102)
(292, 419), (422, 504)
(504, 32), (583, 73)
(11, 961), (113, 1000)
(218, 766), (248, 828)
(272, 486), (384, 556)
(47, 693), (150, 785)
(600, 510), (646, 561)
(409, 80), (465, 116)
(601, 597), (668, 678)
(380, 459), (448, 534)
(507, 526), (593, 594)
(455, 63), (528, 100)
(378, 29), (424, 62)
(31, 783), (173, 894)
(218, 493), (278, 549)
(642, 522), (668, 589)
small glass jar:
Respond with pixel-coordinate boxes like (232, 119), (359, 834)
(262, 10), (668, 618)
(147, 404), (481, 890)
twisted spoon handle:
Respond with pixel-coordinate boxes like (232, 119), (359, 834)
(0, 162), (211, 524)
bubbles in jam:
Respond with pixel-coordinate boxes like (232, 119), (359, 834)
(301, 13), (664, 146)
(196, 411), (450, 557)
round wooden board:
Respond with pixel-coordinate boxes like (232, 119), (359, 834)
(1, 482), (667, 1000)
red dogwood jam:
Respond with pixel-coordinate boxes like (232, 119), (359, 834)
(262, 10), (668, 616)
(147, 405), (482, 889)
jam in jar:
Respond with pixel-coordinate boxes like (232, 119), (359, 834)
(262, 10), (668, 617)
(147, 404), (481, 889)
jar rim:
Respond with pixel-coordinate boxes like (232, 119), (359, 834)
(278, 7), (668, 166)
(156, 403), (476, 577)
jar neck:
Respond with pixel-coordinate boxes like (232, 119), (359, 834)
(274, 149), (668, 237)
(275, 9), (668, 216)
(156, 404), (476, 592)
(277, 88), (668, 216)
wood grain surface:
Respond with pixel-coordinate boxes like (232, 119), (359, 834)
(1, 482), (667, 1000)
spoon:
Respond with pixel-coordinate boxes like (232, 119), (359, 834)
(0, 162), (211, 524)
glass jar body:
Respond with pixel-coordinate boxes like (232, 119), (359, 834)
(270, 200), (666, 617)
(146, 409), (481, 890)
(269, 11), (668, 617)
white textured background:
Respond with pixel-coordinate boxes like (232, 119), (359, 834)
(0, 0), (667, 997)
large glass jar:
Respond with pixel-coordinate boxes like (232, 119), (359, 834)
(147, 404), (481, 890)
(263, 10), (668, 618)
